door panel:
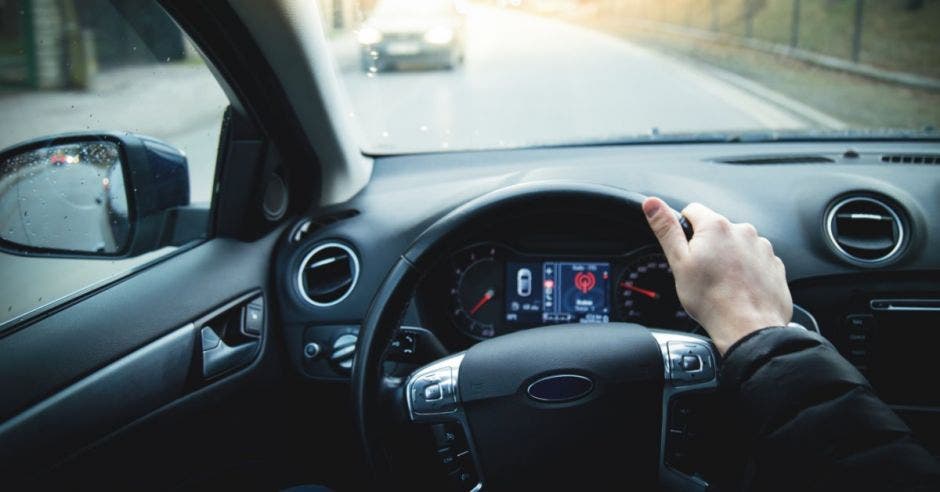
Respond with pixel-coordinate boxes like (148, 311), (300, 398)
(0, 227), (282, 482)
(0, 324), (195, 471)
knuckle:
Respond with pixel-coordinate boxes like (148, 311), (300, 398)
(716, 217), (732, 231)
(740, 223), (758, 236)
(682, 202), (701, 214)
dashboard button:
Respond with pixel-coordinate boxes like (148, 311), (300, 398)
(845, 314), (875, 332)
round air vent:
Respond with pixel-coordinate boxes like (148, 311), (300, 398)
(297, 242), (360, 306)
(825, 196), (905, 265)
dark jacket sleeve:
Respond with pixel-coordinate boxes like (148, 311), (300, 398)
(719, 326), (940, 492)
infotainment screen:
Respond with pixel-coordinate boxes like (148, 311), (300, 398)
(505, 260), (610, 326)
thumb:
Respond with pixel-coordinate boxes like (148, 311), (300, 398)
(642, 197), (689, 264)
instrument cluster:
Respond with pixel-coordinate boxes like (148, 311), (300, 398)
(441, 243), (701, 340)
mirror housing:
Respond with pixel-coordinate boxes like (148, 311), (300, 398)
(0, 132), (207, 258)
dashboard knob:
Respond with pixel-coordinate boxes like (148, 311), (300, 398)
(330, 333), (358, 373)
(303, 342), (321, 360)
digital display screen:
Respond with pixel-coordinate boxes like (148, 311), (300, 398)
(505, 260), (610, 326)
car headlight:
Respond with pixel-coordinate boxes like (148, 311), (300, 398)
(357, 27), (383, 45)
(424, 27), (454, 45)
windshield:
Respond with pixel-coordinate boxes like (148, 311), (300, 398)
(322, 0), (940, 154)
(373, 0), (458, 18)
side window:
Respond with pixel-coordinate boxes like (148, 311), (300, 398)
(0, 0), (228, 327)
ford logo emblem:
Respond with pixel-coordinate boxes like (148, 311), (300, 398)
(526, 374), (594, 402)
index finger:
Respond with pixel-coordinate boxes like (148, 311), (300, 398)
(681, 202), (726, 230)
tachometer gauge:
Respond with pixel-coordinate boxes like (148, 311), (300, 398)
(616, 252), (702, 333)
(451, 244), (504, 339)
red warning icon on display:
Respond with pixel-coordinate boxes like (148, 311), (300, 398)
(574, 271), (596, 294)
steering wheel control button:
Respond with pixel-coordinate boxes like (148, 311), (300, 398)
(408, 353), (465, 422)
(667, 341), (715, 385)
(437, 447), (458, 469)
(680, 355), (702, 372)
(390, 331), (417, 358)
(448, 467), (478, 490)
(411, 368), (458, 415)
(432, 423), (460, 447)
(425, 383), (443, 401)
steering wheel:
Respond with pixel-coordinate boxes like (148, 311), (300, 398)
(352, 181), (717, 491)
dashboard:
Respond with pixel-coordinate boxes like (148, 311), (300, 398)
(275, 140), (940, 458)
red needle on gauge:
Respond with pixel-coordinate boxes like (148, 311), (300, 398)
(469, 289), (495, 315)
(621, 283), (660, 299)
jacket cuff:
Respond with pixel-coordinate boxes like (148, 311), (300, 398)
(719, 326), (829, 391)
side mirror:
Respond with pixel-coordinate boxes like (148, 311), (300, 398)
(0, 132), (206, 258)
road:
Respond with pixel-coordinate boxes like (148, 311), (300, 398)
(335, 5), (809, 154)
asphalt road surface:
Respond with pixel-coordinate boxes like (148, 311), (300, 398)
(336, 5), (810, 154)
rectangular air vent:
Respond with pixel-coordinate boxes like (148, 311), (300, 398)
(716, 155), (835, 165)
(880, 154), (940, 164)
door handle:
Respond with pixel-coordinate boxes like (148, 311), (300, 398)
(196, 293), (264, 379)
(201, 327), (259, 378)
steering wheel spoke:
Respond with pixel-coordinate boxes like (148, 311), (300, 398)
(406, 353), (465, 422)
(405, 353), (485, 490)
(651, 330), (720, 491)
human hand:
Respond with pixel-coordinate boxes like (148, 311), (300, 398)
(642, 197), (793, 354)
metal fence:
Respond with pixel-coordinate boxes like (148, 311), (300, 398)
(604, 0), (940, 79)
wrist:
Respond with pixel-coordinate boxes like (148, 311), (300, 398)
(703, 313), (789, 355)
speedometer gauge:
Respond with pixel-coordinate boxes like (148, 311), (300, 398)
(451, 244), (503, 339)
(615, 252), (701, 333)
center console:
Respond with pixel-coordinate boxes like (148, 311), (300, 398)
(792, 273), (940, 455)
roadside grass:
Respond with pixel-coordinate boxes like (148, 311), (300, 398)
(610, 0), (940, 79)
(576, 14), (940, 130)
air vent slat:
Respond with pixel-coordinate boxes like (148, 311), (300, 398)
(880, 154), (940, 164)
(836, 236), (895, 251)
(297, 243), (360, 306)
(826, 197), (905, 265)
